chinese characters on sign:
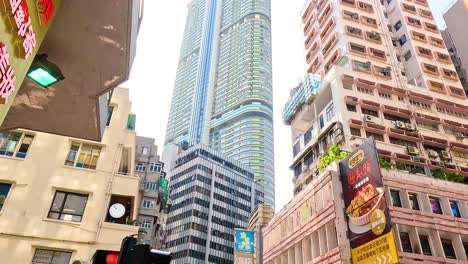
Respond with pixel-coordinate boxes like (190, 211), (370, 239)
(36, 0), (54, 26)
(8, 0), (37, 59)
(339, 137), (398, 264)
(0, 43), (16, 105)
(234, 229), (255, 263)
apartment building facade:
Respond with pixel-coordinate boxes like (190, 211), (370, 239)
(0, 88), (141, 264)
(135, 136), (170, 249)
(442, 0), (468, 93)
(165, 145), (264, 264)
(164, 0), (275, 207)
(267, 0), (468, 262)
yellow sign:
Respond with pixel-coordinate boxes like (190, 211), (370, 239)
(348, 150), (365, 169)
(352, 231), (398, 264)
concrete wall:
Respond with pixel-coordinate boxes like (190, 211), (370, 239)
(0, 88), (139, 263)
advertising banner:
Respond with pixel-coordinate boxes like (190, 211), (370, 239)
(339, 137), (398, 264)
(234, 229), (255, 264)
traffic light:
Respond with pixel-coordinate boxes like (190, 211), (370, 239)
(117, 236), (172, 264)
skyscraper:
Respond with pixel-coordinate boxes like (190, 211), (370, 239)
(164, 0), (275, 207)
(263, 0), (468, 263)
(165, 145), (264, 264)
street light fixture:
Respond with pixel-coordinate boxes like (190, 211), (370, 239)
(27, 54), (64, 88)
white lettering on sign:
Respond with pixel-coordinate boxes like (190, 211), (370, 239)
(0, 43), (16, 104)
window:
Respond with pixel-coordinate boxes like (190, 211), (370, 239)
(399, 35), (407, 46)
(450, 200), (461, 218)
(0, 132), (34, 159)
(142, 200), (154, 209)
(65, 143), (102, 170)
(419, 235), (432, 256)
(362, 108), (379, 117)
(394, 20), (402, 31)
(48, 191), (88, 222)
(142, 147), (148, 155)
(139, 219), (152, 229)
(366, 132), (384, 142)
(145, 182), (158, 190)
(0, 183), (12, 210)
(404, 50), (413, 61)
(118, 148), (130, 175)
(105, 195), (133, 224)
(400, 232), (413, 253)
(326, 104), (336, 121)
(350, 42), (366, 54)
(408, 193), (420, 210)
(429, 197), (442, 214)
(351, 128), (361, 137)
(441, 239), (456, 259)
(347, 104), (357, 112)
(294, 163), (302, 177)
(304, 127), (313, 144)
(389, 137), (417, 148)
(32, 249), (72, 264)
(106, 106), (114, 126)
(150, 162), (162, 172)
(136, 162), (146, 172)
(390, 190), (402, 207)
(378, 92), (391, 99)
(353, 60), (371, 72)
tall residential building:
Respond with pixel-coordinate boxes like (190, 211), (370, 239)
(163, 0), (275, 207)
(165, 145), (264, 264)
(0, 88), (142, 263)
(134, 136), (171, 249)
(442, 0), (468, 93)
(263, 0), (468, 263)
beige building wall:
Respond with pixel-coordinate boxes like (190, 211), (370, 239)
(443, 0), (468, 77)
(0, 88), (140, 263)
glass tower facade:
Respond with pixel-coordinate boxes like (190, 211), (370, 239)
(165, 0), (275, 207)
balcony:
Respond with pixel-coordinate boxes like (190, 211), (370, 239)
(283, 74), (322, 125)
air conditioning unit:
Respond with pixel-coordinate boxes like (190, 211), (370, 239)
(440, 151), (452, 161)
(411, 156), (421, 163)
(427, 150), (438, 158)
(364, 115), (376, 123)
(395, 121), (405, 129)
(406, 123), (417, 132)
(407, 146), (420, 156)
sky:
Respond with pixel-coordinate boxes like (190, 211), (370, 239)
(125, 0), (457, 212)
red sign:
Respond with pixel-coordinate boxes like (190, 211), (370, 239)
(0, 43), (16, 104)
(37, 0), (54, 26)
(8, 0), (37, 59)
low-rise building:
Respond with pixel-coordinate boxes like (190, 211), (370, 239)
(263, 163), (468, 264)
(135, 136), (170, 249)
(0, 88), (141, 264)
(247, 203), (274, 264)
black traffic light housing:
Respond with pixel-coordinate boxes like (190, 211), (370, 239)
(118, 236), (172, 264)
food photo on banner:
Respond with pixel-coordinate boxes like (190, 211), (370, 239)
(339, 137), (398, 264)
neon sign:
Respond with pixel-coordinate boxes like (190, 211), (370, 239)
(8, 0), (37, 59)
(36, 0), (54, 26)
(0, 43), (16, 104)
